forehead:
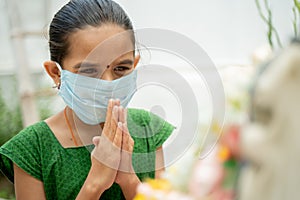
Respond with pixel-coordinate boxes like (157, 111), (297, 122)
(64, 24), (134, 67)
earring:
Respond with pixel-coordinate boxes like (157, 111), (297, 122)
(52, 82), (60, 89)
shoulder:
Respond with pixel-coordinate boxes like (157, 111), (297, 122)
(0, 121), (52, 158)
(127, 108), (152, 126)
(0, 121), (55, 163)
(3, 121), (49, 147)
(128, 108), (174, 131)
(19, 121), (49, 136)
(127, 108), (167, 126)
(0, 121), (49, 182)
(127, 108), (175, 148)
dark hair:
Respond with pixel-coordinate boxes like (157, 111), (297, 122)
(49, 0), (134, 65)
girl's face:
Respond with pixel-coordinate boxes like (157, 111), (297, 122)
(44, 24), (139, 84)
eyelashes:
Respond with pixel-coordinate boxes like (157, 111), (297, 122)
(77, 68), (100, 77)
(79, 68), (98, 74)
(114, 66), (130, 72)
(77, 66), (132, 78)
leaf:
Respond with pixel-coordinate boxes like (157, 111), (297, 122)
(294, 0), (300, 13)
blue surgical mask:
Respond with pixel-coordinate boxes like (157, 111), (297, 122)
(56, 63), (137, 125)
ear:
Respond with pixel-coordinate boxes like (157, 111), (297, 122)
(44, 61), (61, 86)
(133, 54), (140, 68)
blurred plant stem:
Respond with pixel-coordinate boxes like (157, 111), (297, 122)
(294, 0), (300, 11)
(255, 0), (283, 49)
(293, 0), (300, 38)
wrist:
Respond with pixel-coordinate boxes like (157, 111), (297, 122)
(118, 173), (140, 188)
(82, 179), (105, 198)
(86, 166), (107, 193)
(77, 167), (106, 199)
(117, 173), (141, 200)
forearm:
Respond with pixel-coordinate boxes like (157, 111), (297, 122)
(76, 166), (106, 200)
(119, 173), (141, 200)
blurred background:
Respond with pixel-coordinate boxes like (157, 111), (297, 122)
(0, 0), (296, 198)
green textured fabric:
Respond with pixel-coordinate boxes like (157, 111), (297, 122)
(0, 108), (174, 200)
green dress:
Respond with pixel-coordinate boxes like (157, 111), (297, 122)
(0, 108), (174, 200)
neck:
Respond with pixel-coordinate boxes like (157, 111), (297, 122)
(65, 107), (103, 146)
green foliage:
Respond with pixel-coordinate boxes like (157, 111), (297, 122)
(293, 0), (300, 37)
(0, 89), (23, 146)
(0, 86), (52, 199)
(0, 187), (15, 199)
(294, 0), (300, 12)
(0, 91), (53, 146)
(37, 97), (53, 121)
(255, 0), (300, 49)
(255, 0), (283, 49)
(0, 88), (20, 199)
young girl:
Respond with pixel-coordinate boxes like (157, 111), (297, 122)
(0, 0), (174, 199)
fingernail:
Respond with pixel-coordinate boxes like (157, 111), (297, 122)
(113, 105), (118, 110)
(113, 106), (119, 115)
(118, 122), (122, 127)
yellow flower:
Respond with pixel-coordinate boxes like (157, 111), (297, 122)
(133, 193), (147, 200)
(211, 120), (222, 135)
(228, 98), (242, 111)
(218, 144), (230, 161)
(146, 179), (172, 191)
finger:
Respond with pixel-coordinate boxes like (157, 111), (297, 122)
(113, 122), (123, 149)
(91, 134), (121, 170)
(120, 108), (128, 139)
(112, 105), (119, 127)
(115, 98), (120, 106)
(123, 123), (134, 152)
(119, 106), (125, 124)
(124, 108), (128, 124)
(122, 123), (130, 152)
(103, 99), (114, 130)
(107, 105), (119, 141)
(128, 137), (134, 153)
(119, 123), (135, 173)
(92, 136), (101, 146)
(123, 121), (129, 135)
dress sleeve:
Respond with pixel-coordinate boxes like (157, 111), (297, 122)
(127, 108), (175, 150)
(0, 124), (42, 182)
(147, 112), (175, 148)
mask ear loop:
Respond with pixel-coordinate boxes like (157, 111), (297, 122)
(52, 62), (62, 89)
(56, 62), (63, 71)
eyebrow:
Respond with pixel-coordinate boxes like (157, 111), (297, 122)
(72, 59), (134, 69)
(72, 62), (100, 69)
(116, 59), (133, 66)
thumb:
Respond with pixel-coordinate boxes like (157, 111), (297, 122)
(92, 136), (101, 146)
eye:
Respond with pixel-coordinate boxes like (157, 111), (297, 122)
(113, 66), (130, 75)
(78, 68), (99, 77)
